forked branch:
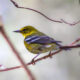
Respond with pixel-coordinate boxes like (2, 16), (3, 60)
(10, 0), (80, 26)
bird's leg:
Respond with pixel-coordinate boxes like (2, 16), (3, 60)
(48, 51), (52, 58)
(31, 53), (41, 64)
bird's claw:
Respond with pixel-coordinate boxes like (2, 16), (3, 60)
(31, 59), (35, 65)
(49, 51), (52, 58)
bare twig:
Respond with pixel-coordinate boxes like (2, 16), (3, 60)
(0, 18), (35, 80)
(10, 0), (62, 23)
(0, 50), (62, 72)
(10, 0), (80, 25)
(61, 19), (80, 26)
(69, 38), (80, 46)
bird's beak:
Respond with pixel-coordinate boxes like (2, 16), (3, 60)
(13, 30), (21, 33)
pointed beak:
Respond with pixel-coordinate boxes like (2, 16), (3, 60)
(13, 30), (21, 33)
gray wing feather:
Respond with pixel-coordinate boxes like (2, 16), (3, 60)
(25, 35), (61, 45)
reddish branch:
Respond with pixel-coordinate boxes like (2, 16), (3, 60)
(10, 0), (80, 26)
(0, 37), (80, 72)
(0, 50), (62, 72)
(0, 26), (35, 80)
(10, 0), (62, 23)
(61, 19), (80, 26)
(69, 38), (80, 46)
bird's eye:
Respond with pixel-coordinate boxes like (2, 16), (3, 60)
(23, 29), (26, 31)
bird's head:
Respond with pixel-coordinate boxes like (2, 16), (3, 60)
(14, 26), (38, 37)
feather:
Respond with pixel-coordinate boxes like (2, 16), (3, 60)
(25, 35), (61, 45)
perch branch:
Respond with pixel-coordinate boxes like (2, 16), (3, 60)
(0, 50), (62, 72)
(0, 38), (80, 72)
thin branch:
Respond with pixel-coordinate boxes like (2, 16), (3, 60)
(61, 19), (80, 26)
(60, 44), (80, 49)
(10, 0), (62, 23)
(0, 38), (80, 72)
(69, 38), (80, 46)
(10, 0), (80, 25)
(0, 50), (62, 72)
(0, 19), (35, 80)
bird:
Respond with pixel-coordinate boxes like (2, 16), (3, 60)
(14, 25), (63, 63)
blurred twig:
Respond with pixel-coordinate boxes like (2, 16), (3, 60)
(0, 16), (35, 80)
(10, 0), (80, 26)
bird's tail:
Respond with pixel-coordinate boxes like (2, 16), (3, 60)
(54, 40), (70, 50)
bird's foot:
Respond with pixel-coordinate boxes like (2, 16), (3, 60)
(49, 51), (52, 58)
(31, 59), (35, 65)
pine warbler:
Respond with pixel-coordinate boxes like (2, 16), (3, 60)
(14, 26), (62, 62)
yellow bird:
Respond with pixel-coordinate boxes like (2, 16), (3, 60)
(14, 26), (62, 62)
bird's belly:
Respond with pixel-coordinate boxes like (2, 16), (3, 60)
(24, 41), (58, 54)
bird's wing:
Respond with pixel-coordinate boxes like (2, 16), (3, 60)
(24, 35), (61, 45)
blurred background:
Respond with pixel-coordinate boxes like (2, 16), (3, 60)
(0, 0), (80, 80)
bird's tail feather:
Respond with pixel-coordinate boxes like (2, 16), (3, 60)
(54, 41), (70, 50)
